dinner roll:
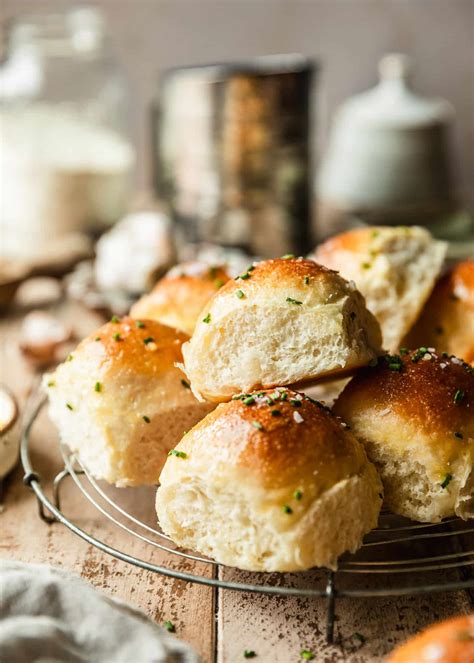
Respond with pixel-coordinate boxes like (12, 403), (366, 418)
(44, 317), (214, 487)
(404, 259), (474, 364)
(182, 257), (382, 402)
(156, 388), (383, 572)
(130, 262), (230, 335)
(334, 349), (474, 522)
(386, 614), (474, 663)
(313, 226), (447, 351)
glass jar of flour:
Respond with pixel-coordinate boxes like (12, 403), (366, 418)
(0, 7), (134, 260)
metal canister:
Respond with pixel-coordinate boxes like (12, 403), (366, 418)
(153, 55), (315, 257)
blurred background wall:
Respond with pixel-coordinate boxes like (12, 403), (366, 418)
(1, 0), (473, 205)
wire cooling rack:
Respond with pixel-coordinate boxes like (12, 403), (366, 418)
(21, 397), (474, 643)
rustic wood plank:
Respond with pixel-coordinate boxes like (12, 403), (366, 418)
(0, 303), (216, 662)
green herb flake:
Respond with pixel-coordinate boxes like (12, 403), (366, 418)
(168, 449), (187, 458)
(271, 409), (281, 416)
(441, 473), (453, 489)
(361, 262), (371, 270)
(135, 320), (145, 328)
(163, 620), (175, 632)
(300, 650), (315, 660)
(290, 399), (302, 407)
(110, 315), (120, 323)
(453, 389), (465, 405)
(251, 420), (263, 430)
(47, 380), (56, 387)
(214, 278), (224, 288)
(303, 276), (310, 285)
(286, 297), (303, 305)
(371, 230), (380, 239)
(143, 336), (154, 344)
(142, 415), (151, 423)
(454, 432), (463, 439)
(67, 354), (74, 362)
(66, 403), (74, 411)
(243, 651), (256, 659)
(202, 313), (211, 324)
(94, 382), (102, 393)
(281, 254), (295, 259)
(236, 289), (245, 299)
(280, 391), (288, 401)
(94, 337), (101, 342)
(209, 266), (218, 279)
(181, 379), (191, 389)
(113, 333), (122, 342)
(399, 347), (409, 355)
(243, 396), (255, 406)
(294, 489), (303, 500)
(282, 505), (293, 514)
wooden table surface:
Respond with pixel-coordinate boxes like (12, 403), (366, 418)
(1, 301), (473, 663)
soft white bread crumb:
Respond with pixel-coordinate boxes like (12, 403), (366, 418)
(182, 258), (382, 402)
(44, 317), (214, 487)
(156, 389), (383, 572)
(313, 225), (447, 352)
(334, 349), (474, 522)
(130, 262), (230, 336)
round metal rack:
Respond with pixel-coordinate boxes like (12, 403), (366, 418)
(21, 397), (474, 643)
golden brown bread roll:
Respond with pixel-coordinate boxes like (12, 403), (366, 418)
(334, 348), (474, 522)
(182, 257), (382, 402)
(404, 259), (474, 364)
(156, 388), (383, 571)
(44, 317), (214, 486)
(313, 225), (447, 351)
(130, 262), (230, 335)
(386, 614), (474, 663)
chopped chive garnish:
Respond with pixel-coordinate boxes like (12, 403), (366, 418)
(95, 336), (101, 342)
(353, 632), (366, 644)
(290, 399), (302, 407)
(239, 272), (251, 280)
(94, 382), (102, 393)
(247, 265), (256, 272)
(214, 279), (224, 288)
(294, 489), (303, 500)
(110, 315), (120, 323)
(441, 473), (453, 489)
(282, 505), (293, 514)
(181, 379), (191, 389)
(286, 297), (303, 305)
(209, 266), (217, 279)
(243, 396), (255, 405)
(202, 313), (211, 324)
(142, 415), (150, 423)
(454, 432), (463, 439)
(454, 389), (465, 405)
(271, 409), (281, 416)
(280, 391), (288, 401)
(135, 320), (145, 328)
(399, 347), (409, 355)
(361, 262), (371, 269)
(163, 620), (175, 632)
(168, 449), (187, 458)
(47, 380), (55, 387)
(66, 403), (73, 410)
(251, 421), (263, 430)
(300, 651), (315, 661)
(143, 337), (154, 344)
(113, 333), (121, 342)
(303, 276), (310, 285)
(244, 651), (256, 659)
(281, 254), (295, 259)
(67, 354), (74, 361)
(236, 289), (245, 299)
(371, 230), (380, 238)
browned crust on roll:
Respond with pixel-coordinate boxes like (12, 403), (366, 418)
(176, 388), (368, 493)
(334, 349), (474, 442)
(386, 614), (474, 663)
(78, 316), (189, 377)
